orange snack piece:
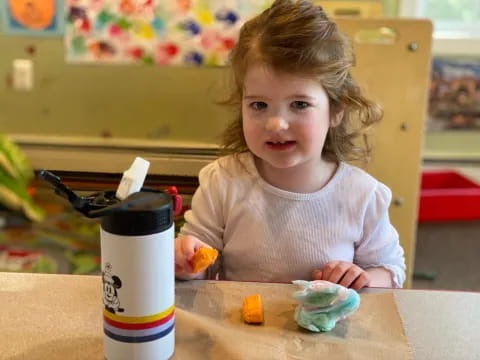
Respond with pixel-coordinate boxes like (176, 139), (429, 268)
(191, 248), (218, 273)
(242, 294), (264, 324)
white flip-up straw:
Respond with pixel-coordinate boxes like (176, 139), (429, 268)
(115, 157), (150, 200)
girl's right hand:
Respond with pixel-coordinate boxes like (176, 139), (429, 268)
(175, 235), (212, 279)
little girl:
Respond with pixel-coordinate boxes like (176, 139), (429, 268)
(175, 0), (406, 289)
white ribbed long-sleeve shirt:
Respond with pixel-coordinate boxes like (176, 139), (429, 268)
(180, 153), (406, 287)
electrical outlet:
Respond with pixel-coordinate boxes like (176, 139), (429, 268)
(12, 59), (34, 91)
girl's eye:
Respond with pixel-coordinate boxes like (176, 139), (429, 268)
(250, 102), (268, 111)
(291, 101), (310, 110)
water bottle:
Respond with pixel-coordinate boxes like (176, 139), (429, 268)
(38, 160), (181, 360)
(100, 190), (175, 360)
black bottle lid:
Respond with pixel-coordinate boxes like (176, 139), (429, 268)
(101, 191), (173, 236)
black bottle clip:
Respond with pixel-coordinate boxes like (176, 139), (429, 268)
(37, 170), (183, 218)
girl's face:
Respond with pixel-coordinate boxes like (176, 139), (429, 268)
(242, 64), (337, 172)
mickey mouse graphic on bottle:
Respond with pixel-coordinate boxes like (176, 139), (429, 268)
(102, 263), (124, 314)
(39, 158), (181, 360)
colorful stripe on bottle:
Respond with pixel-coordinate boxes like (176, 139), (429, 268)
(103, 305), (174, 343)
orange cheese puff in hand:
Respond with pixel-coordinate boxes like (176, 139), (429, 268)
(242, 294), (264, 324)
(190, 247), (218, 273)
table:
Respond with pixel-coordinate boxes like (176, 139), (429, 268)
(0, 273), (479, 359)
(364, 287), (480, 360)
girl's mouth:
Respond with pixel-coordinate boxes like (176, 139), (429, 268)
(266, 141), (297, 151)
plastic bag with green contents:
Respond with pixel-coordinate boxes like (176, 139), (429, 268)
(0, 134), (44, 222)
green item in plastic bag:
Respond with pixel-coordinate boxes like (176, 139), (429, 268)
(0, 134), (33, 182)
(0, 135), (44, 222)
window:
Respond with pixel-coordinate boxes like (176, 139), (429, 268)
(400, 0), (480, 55)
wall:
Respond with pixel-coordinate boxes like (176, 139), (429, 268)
(0, 35), (231, 144)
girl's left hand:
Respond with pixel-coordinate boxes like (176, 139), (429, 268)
(312, 261), (371, 290)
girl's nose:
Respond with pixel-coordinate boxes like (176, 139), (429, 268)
(265, 116), (289, 132)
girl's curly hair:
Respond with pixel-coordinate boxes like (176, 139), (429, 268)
(220, 0), (382, 163)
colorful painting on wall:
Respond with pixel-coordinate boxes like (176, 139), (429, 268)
(65, 0), (272, 66)
(0, 0), (64, 36)
(428, 58), (480, 131)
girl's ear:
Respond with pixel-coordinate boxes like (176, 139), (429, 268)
(330, 108), (344, 128)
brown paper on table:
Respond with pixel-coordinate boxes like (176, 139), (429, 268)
(0, 273), (104, 360)
(0, 274), (411, 360)
(174, 281), (412, 360)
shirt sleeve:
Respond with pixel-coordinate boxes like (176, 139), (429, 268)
(354, 182), (406, 288)
(179, 161), (225, 251)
